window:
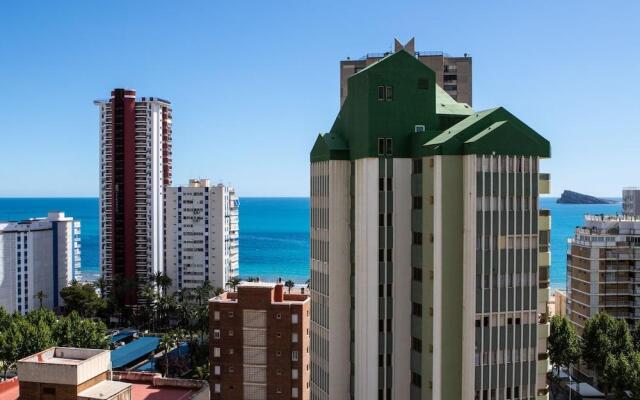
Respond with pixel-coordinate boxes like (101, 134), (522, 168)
(292, 333), (299, 343)
(214, 384), (220, 393)
(213, 329), (220, 339)
(377, 86), (385, 100)
(292, 368), (299, 379)
(412, 372), (422, 387)
(387, 213), (392, 226)
(412, 196), (422, 209)
(413, 232), (423, 245)
(412, 159), (423, 174)
(412, 337), (422, 353)
(379, 213), (385, 227)
(378, 178), (384, 191)
(228, 311), (234, 318)
(387, 249), (392, 262)
(412, 267), (422, 282)
(385, 86), (393, 101)
(213, 311), (220, 320)
(214, 365), (220, 375)
(385, 138), (393, 155)
(276, 313), (281, 319)
(228, 329), (234, 336)
(292, 387), (299, 398)
(377, 138), (385, 155)
(214, 347), (220, 357)
(292, 313), (299, 324)
(292, 351), (299, 361)
(412, 302), (422, 317)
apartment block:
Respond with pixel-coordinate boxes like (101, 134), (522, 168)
(567, 213), (640, 328)
(0, 212), (81, 314)
(623, 187), (640, 216)
(209, 282), (310, 400)
(340, 38), (472, 106)
(95, 89), (172, 305)
(165, 179), (239, 292)
(310, 49), (551, 399)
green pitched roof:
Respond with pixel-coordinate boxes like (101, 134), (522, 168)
(310, 50), (550, 161)
(424, 107), (550, 157)
(435, 85), (473, 116)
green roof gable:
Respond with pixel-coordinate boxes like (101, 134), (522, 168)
(310, 50), (550, 162)
(424, 107), (550, 157)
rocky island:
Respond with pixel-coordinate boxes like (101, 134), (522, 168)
(557, 190), (617, 204)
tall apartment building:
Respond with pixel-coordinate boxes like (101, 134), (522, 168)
(310, 49), (551, 400)
(0, 212), (81, 314)
(209, 282), (311, 400)
(95, 89), (172, 305)
(165, 179), (239, 292)
(567, 214), (640, 330)
(623, 187), (640, 216)
(567, 212), (640, 382)
(340, 38), (472, 106)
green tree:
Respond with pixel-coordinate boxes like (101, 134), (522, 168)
(159, 331), (179, 377)
(15, 316), (54, 359)
(53, 312), (108, 349)
(285, 279), (295, 294)
(33, 291), (47, 309)
(60, 281), (106, 317)
(548, 315), (581, 374)
(0, 320), (22, 379)
(213, 287), (224, 296)
(624, 351), (640, 400)
(582, 312), (633, 396)
(226, 277), (241, 292)
(154, 273), (172, 298)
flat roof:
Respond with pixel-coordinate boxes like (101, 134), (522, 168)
(0, 379), (200, 400)
(19, 347), (107, 365)
(129, 382), (197, 400)
(78, 380), (131, 400)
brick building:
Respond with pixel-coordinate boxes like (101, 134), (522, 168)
(209, 282), (310, 400)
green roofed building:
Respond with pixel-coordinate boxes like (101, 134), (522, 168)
(309, 48), (551, 400)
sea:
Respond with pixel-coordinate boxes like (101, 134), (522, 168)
(0, 197), (622, 289)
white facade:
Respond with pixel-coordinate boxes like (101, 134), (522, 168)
(165, 179), (239, 292)
(0, 212), (81, 314)
(623, 188), (640, 217)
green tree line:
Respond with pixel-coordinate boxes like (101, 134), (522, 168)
(549, 313), (640, 398)
(0, 308), (107, 379)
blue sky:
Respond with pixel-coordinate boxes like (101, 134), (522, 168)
(1, 0), (638, 197)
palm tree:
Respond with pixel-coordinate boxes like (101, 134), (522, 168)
(33, 291), (47, 309)
(213, 287), (224, 296)
(305, 278), (310, 289)
(285, 280), (295, 294)
(226, 277), (241, 292)
(155, 273), (172, 298)
(246, 276), (260, 282)
(159, 332), (178, 377)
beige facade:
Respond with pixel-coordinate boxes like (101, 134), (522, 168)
(339, 38), (472, 106)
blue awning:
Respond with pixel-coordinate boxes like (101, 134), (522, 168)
(111, 337), (160, 369)
(110, 329), (136, 344)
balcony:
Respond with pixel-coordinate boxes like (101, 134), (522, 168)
(538, 211), (551, 231)
(539, 173), (551, 194)
(538, 251), (551, 267)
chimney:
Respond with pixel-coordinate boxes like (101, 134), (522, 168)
(274, 283), (284, 302)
